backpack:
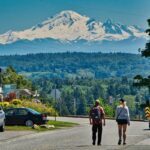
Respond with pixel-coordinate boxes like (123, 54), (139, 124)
(91, 106), (101, 121)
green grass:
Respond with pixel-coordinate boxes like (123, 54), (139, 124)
(5, 120), (78, 132)
(47, 120), (78, 128)
(6, 126), (34, 131)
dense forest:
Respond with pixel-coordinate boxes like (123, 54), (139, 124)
(32, 77), (148, 119)
(0, 52), (150, 79)
(0, 53), (150, 118)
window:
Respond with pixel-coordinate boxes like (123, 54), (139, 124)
(5, 109), (15, 116)
(16, 109), (28, 116)
(27, 108), (40, 115)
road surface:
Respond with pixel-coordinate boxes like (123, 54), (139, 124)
(0, 117), (150, 150)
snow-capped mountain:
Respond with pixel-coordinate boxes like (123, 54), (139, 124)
(0, 10), (148, 55)
(102, 19), (146, 40)
(0, 10), (147, 45)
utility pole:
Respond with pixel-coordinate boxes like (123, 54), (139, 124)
(0, 68), (2, 87)
(73, 83), (77, 116)
(0, 68), (3, 102)
(50, 83), (61, 121)
(54, 84), (56, 121)
(59, 97), (62, 116)
(73, 98), (76, 116)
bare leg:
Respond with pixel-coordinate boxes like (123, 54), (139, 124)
(118, 124), (122, 140)
(118, 124), (122, 145)
(123, 124), (127, 144)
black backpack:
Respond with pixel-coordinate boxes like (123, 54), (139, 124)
(91, 106), (101, 121)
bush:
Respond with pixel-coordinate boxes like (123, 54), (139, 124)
(22, 101), (57, 116)
(104, 104), (114, 117)
(1, 99), (56, 116)
(0, 102), (10, 108)
(97, 98), (115, 117)
(11, 99), (22, 105)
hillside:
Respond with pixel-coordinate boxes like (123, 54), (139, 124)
(0, 52), (150, 79)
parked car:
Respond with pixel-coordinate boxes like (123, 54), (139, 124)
(4, 107), (47, 127)
(0, 106), (5, 132)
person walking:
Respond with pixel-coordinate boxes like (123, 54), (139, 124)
(89, 99), (105, 146)
(116, 98), (130, 145)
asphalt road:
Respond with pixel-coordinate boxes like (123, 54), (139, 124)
(0, 117), (150, 150)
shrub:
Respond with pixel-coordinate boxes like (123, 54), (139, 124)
(1, 99), (56, 116)
(97, 98), (115, 117)
(22, 101), (57, 116)
(11, 99), (22, 105)
(104, 104), (114, 117)
(0, 102), (10, 108)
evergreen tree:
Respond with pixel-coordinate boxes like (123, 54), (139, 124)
(141, 19), (150, 57)
(133, 19), (150, 106)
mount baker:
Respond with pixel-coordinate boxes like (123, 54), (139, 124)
(0, 10), (147, 55)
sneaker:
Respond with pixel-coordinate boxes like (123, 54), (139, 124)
(118, 139), (122, 145)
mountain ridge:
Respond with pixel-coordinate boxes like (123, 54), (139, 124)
(0, 10), (147, 45)
(0, 10), (148, 55)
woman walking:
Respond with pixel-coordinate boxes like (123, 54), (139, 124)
(116, 99), (130, 145)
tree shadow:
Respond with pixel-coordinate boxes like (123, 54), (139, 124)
(143, 129), (150, 131)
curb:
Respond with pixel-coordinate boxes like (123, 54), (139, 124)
(59, 115), (149, 122)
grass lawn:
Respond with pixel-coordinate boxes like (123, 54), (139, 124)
(6, 126), (34, 131)
(5, 120), (79, 132)
(47, 120), (78, 128)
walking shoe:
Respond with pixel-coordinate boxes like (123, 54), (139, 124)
(92, 141), (95, 145)
(118, 139), (122, 145)
(123, 142), (126, 145)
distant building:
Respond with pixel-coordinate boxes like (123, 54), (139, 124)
(3, 84), (17, 97)
(3, 84), (34, 100)
(16, 89), (33, 99)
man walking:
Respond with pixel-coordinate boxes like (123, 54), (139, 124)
(89, 99), (105, 146)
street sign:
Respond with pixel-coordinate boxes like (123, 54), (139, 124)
(145, 106), (150, 119)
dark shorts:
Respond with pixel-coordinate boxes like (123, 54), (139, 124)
(117, 119), (128, 125)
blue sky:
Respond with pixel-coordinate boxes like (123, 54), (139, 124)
(0, 0), (150, 34)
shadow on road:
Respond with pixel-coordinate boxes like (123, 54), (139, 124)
(143, 129), (150, 131)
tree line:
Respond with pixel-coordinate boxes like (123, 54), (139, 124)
(0, 52), (150, 79)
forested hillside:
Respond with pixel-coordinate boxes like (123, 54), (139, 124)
(0, 53), (149, 118)
(32, 77), (147, 118)
(0, 52), (150, 79)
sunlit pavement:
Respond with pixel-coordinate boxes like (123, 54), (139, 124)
(0, 117), (150, 150)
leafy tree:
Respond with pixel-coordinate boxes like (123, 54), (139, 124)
(141, 19), (150, 57)
(77, 94), (87, 115)
(133, 19), (150, 97)
(2, 66), (32, 89)
(98, 98), (114, 117)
